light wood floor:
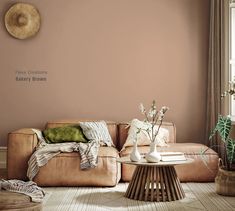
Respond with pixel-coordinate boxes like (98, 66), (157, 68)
(1, 169), (235, 211)
(43, 183), (235, 211)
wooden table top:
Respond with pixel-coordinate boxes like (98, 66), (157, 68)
(117, 156), (194, 166)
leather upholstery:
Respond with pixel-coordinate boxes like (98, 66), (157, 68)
(7, 122), (121, 187)
(7, 120), (218, 186)
(120, 143), (218, 182)
(7, 129), (38, 180)
(34, 147), (121, 187)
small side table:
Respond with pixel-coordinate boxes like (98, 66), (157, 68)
(117, 157), (193, 202)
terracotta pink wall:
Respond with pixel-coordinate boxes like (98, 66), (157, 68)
(0, 0), (210, 146)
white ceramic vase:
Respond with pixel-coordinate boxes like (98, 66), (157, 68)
(145, 142), (161, 163)
(130, 141), (141, 162)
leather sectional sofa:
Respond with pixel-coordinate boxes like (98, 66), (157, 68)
(7, 120), (219, 186)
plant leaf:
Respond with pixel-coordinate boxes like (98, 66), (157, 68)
(209, 115), (231, 142)
(226, 138), (235, 164)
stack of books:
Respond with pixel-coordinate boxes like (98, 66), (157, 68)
(160, 152), (186, 162)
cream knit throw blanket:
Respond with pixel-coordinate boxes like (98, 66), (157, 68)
(27, 129), (99, 181)
(0, 179), (45, 202)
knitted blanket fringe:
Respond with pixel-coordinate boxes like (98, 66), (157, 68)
(0, 179), (45, 202)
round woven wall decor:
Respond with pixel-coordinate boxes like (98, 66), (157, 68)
(4, 3), (41, 39)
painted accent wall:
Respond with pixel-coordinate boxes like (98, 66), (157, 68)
(0, 0), (210, 146)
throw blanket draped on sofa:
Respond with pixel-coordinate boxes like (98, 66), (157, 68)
(27, 129), (99, 180)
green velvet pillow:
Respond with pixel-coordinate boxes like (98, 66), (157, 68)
(43, 125), (88, 144)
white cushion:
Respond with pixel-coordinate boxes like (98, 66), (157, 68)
(121, 119), (169, 150)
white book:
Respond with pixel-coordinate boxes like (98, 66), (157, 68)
(160, 152), (184, 156)
(160, 152), (186, 162)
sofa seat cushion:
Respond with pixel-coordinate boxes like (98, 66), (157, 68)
(120, 143), (219, 182)
(34, 146), (121, 187)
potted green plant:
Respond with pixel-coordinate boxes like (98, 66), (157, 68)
(207, 81), (235, 196)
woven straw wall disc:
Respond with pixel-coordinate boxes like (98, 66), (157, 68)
(4, 3), (41, 39)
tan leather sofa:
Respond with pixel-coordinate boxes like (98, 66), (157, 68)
(119, 122), (219, 182)
(7, 120), (121, 187)
(7, 120), (219, 187)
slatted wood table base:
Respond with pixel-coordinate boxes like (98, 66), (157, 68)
(125, 165), (185, 202)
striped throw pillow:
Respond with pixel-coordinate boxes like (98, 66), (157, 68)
(79, 121), (113, 146)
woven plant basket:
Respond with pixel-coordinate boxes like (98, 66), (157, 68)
(215, 159), (235, 196)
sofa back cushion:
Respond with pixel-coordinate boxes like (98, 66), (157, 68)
(118, 122), (176, 151)
(45, 120), (118, 147)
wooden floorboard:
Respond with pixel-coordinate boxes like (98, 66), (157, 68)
(42, 183), (235, 211)
(1, 168), (234, 211)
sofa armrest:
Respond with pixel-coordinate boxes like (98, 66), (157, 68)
(7, 128), (39, 180)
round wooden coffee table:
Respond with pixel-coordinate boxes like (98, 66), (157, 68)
(117, 157), (193, 202)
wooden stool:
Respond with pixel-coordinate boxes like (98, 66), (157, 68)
(0, 191), (42, 211)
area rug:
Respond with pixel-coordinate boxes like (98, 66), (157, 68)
(43, 183), (235, 211)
